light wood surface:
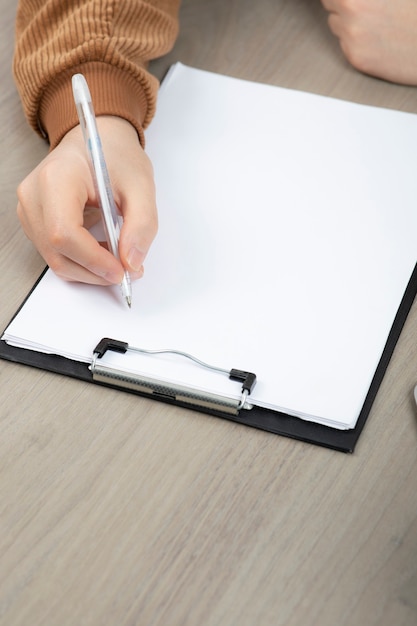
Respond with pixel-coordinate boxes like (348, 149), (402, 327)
(1, 1), (417, 625)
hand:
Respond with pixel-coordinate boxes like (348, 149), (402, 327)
(17, 116), (157, 285)
(321, 0), (417, 85)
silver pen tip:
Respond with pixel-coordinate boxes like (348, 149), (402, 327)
(126, 296), (132, 308)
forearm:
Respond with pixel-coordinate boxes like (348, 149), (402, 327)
(13, 0), (180, 148)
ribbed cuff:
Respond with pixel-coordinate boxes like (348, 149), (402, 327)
(39, 62), (155, 149)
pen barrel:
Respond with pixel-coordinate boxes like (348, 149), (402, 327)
(92, 147), (122, 261)
(72, 74), (132, 307)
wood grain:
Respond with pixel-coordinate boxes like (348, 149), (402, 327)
(1, 1), (417, 625)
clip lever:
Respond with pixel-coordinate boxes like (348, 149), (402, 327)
(90, 338), (257, 415)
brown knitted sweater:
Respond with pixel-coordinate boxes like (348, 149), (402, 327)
(13, 0), (181, 148)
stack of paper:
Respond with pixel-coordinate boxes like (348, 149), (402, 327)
(3, 63), (417, 430)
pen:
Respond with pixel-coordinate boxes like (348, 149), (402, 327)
(71, 73), (132, 308)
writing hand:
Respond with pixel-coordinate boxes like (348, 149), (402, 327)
(321, 0), (417, 85)
(17, 116), (157, 285)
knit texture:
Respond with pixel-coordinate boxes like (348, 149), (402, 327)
(13, 0), (180, 147)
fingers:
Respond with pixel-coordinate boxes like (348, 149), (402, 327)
(326, 12), (345, 40)
(16, 117), (158, 286)
(320, 0), (417, 85)
(320, 0), (354, 39)
(320, 0), (337, 10)
(17, 139), (124, 285)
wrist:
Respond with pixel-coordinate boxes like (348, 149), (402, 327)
(39, 63), (148, 149)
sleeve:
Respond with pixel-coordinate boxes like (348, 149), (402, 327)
(13, 0), (181, 148)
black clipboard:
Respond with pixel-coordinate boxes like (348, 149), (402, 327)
(2, 263), (416, 453)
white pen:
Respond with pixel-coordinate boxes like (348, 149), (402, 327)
(71, 73), (132, 308)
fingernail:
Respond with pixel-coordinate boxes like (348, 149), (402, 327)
(127, 246), (145, 272)
(130, 265), (144, 280)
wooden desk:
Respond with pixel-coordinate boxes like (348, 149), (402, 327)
(1, 1), (417, 624)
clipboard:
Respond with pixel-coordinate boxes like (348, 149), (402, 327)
(1, 260), (416, 452)
(2, 63), (417, 452)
